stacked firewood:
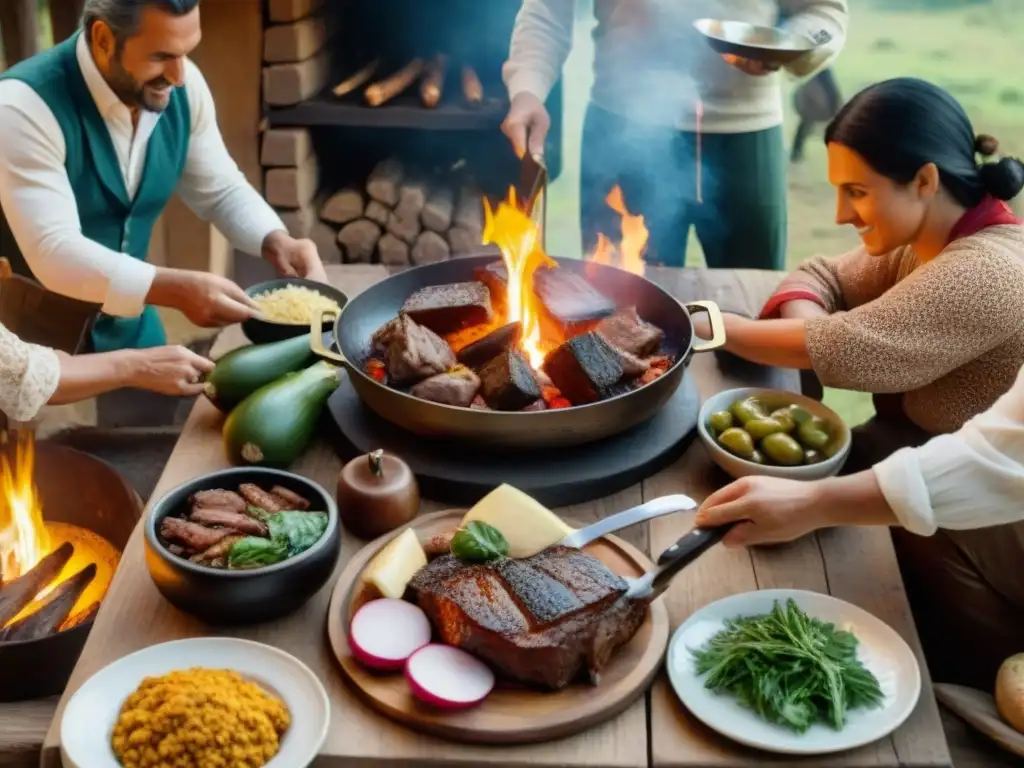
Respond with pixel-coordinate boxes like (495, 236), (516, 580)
(264, 142), (489, 266)
(317, 159), (488, 266)
(333, 56), (487, 109)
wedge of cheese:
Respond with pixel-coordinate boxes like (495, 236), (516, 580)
(460, 484), (573, 558)
(361, 527), (428, 599)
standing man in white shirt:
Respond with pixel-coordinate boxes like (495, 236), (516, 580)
(501, 0), (847, 268)
(696, 364), (1024, 689)
(0, 0), (327, 353)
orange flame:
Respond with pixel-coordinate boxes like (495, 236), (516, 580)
(588, 185), (649, 275)
(0, 431), (119, 627)
(482, 188), (556, 369)
(0, 431), (51, 582)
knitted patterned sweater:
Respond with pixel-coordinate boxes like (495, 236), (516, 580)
(770, 224), (1024, 434)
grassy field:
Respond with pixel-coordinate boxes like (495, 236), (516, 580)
(547, 0), (1024, 426)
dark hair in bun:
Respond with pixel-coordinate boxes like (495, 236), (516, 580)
(825, 78), (1024, 205)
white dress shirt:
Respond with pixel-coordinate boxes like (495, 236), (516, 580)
(874, 363), (1024, 536)
(0, 34), (285, 317)
(503, 0), (848, 132)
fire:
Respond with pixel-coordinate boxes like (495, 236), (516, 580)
(482, 188), (556, 369)
(589, 185), (649, 275)
(0, 431), (118, 630)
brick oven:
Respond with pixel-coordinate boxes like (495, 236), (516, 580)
(258, 0), (564, 269)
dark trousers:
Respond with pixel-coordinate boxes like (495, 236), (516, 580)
(579, 103), (787, 270)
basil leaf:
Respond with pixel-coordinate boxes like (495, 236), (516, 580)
(228, 536), (289, 568)
(451, 521), (509, 562)
(266, 510), (328, 556)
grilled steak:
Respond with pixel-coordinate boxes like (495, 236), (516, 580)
(410, 366), (481, 407)
(542, 331), (628, 404)
(596, 307), (664, 357)
(478, 348), (541, 410)
(374, 314), (456, 386)
(160, 518), (232, 552)
(190, 507), (269, 537)
(190, 489), (247, 514)
(409, 546), (647, 690)
(456, 322), (522, 369)
(401, 281), (493, 334)
(534, 268), (616, 326)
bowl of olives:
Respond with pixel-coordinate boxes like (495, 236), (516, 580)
(697, 387), (851, 480)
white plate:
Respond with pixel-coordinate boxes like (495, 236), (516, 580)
(61, 637), (330, 768)
(667, 589), (921, 755)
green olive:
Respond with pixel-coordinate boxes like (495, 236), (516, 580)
(787, 405), (814, 426)
(803, 449), (825, 465)
(708, 410), (735, 433)
(797, 419), (832, 451)
(750, 449), (766, 465)
(745, 417), (786, 440)
(717, 427), (756, 460)
(729, 397), (767, 425)
(769, 407), (797, 433)
(761, 433), (805, 466)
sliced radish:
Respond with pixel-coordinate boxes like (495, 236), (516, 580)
(350, 598), (431, 671)
(405, 644), (495, 709)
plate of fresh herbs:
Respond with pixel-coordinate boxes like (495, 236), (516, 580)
(667, 589), (921, 754)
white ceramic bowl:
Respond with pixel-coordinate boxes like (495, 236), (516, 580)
(61, 637), (330, 768)
(697, 387), (851, 480)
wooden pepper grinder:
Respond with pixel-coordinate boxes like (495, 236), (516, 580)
(337, 449), (420, 539)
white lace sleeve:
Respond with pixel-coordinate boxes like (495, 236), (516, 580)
(0, 322), (61, 422)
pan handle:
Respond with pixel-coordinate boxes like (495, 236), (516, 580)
(684, 300), (726, 353)
(310, 309), (348, 367)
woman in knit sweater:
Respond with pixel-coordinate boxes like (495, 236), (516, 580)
(699, 78), (1024, 470)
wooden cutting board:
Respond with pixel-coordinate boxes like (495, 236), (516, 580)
(326, 509), (670, 745)
(934, 683), (1024, 758)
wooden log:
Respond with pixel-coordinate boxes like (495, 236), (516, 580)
(453, 186), (483, 231)
(277, 205), (317, 238)
(366, 159), (403, 207)
(332, 59), (380, 98)
(0, 542), (74, 627)
(365, 200), (390, 227)
(310, 221), (342, 264)
(462, 65), (483, 105)
(447, 225), (482, 256)
(365, 59), (425, 107)
(421, 187), (454, 232)
(60, 599), (100, 632)
(387, 209), (421, 246)
(321, 188), (364, 225)
(411, 230), (451, 265)
(396, 181), (428, 219)
(261, 128), (312, 167)
(0, 563), (97, 642)
(337, 219), (381, 264)
(262, 52), (329, 106)
(420, 54), (447, 108)
(268, 0), (323, 23)
(265, 153), (319, 208)
(377, 233), (410, 267)
(263, 17), (326, 63)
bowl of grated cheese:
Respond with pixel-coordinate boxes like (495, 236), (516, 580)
(243, 278), (349, 344)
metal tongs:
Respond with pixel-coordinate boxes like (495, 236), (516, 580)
(517, 152), (548, 251)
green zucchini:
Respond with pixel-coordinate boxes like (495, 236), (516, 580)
(223, 361), (340, 468)
(204, 333), (316, 412)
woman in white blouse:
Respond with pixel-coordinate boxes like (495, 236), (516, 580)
(697, 365), (1024, 688)
(0, 322), (213, 422)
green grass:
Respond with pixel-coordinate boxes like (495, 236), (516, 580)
(547, 1), (1024, 426)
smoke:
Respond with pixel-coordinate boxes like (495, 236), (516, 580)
(576, 0), (781, 266)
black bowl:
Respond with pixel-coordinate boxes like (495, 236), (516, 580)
(243, 278), (349, 345)
(144, 467), (341, 625)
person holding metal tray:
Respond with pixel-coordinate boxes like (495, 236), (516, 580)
(501, 0), (847, 270)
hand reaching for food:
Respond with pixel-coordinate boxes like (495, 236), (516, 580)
(722, 54), (781, 76)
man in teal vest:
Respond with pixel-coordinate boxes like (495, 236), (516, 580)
(0, 0), (327, 353)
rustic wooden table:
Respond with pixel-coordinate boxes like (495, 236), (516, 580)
(25, 264), (954, 768)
